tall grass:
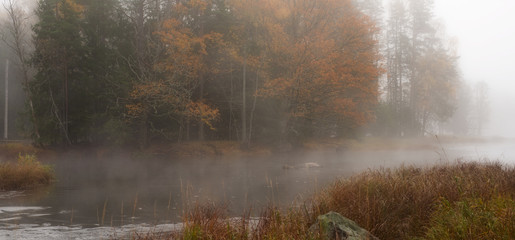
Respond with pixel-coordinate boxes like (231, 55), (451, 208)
(127, 161), (515, 240)
(162, 205), (318, 240)
(423, 196), (515, 239)
(0, 143), (40, 159)
(312, 161), (515, 239)
(0, 154), (54, 190)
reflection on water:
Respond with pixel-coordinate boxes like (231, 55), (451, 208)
(1, 139), (514, 238)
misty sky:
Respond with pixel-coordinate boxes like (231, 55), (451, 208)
(434, 0), (515, 137)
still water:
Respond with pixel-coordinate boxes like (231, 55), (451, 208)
(1, 139), (514, 239)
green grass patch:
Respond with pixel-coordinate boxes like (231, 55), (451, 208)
(0, 154), (55, 190)
(423, 196), (515, 240)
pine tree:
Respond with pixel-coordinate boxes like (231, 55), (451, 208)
(31, 0), (87, 145)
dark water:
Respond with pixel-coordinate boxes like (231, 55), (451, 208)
(1, 139), (514, 238)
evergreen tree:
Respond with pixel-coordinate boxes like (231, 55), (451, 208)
(31, 0), (87, 145)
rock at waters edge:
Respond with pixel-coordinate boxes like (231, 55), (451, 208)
(309, 212), (379, 240)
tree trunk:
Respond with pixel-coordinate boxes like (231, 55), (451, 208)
(198, 76), (205, 141)
(140, 112), (148, 149)
(241, 41), (247, 144)
(247, 68), (259, 147)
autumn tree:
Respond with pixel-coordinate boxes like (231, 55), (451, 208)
(127, 0), (224, 143)
(258, 0), (382, 143)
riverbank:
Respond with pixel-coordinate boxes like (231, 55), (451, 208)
(128, 161), (515, 240)
(134, 136), (515, 160)
(3, 136), (511, 161)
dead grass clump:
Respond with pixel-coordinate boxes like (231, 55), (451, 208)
(0, 154), (55, 190)
(132, 205), (318, 240)
(312, 161), (515, 239)
(159, 204), (249, 240)
(0, 143), (40, 159)
(250, 207), (319, 240)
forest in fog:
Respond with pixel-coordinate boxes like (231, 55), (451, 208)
(0, 0), (490, 147)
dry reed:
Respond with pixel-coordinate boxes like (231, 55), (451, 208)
(0, 154), (54, 190)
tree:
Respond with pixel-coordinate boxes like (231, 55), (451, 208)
(1, 0), (40, 141)
(384, 0), (410, 136)
(441, 81), (471, 135)
(471, 81), (489, 135)
(382, 0), (459, 137)
(31, 0), (87, 145)
(413, 47), (459, 134)
(259, 0), (382, 142)
(127, 0), (224, 143)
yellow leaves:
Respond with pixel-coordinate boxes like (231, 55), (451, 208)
(127, 0), (226, 132)
(57, 0), (84, 18)
(126, 103), (145, 118)
(64, 0), (84, 13)
(157, 16), (225, 81)
(186, 101), (220, 130)
(256, 0), (381, 126)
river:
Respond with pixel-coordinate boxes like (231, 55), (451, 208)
(1, 138), (514, 239)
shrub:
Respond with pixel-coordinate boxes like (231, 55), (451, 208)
(0, 154), (54, 190)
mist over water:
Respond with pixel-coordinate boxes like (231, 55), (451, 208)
(1, 138), (514, 239)
(1, 0), (515, 239)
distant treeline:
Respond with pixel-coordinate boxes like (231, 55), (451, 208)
(1, 0), (479, 147)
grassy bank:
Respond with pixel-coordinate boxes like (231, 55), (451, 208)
(130, 161), (515, 240)
(0, 142), (42, 160)
(0, 154), (54, 190)
(313, 161), (515, 239)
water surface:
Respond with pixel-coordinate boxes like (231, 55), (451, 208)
(1, 139), (514, 239)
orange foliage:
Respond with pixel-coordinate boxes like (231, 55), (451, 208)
(127, 0), (225, 130)
(256, 0), (382, 128)
(57, 0), (84, 18)
(186, 101), (220, 130)
(126, 0), (383, 137)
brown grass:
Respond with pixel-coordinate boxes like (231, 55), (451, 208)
(0, 154), (55, 190)
(125, 161), (515, 240)
(312, 161), (515, 239)
(137, 205), (318, 240)
(0, 143), (41, 159)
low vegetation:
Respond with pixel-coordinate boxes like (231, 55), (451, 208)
(0, 143), (41, 160)
(0, 154), (54, 190)
(313, 161), (515, 239)
(424, 196), (515, 239)
(130, 161), (515, 239)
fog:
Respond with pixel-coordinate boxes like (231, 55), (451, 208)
(434, 0), (515, 137)
(1, 0), (515, 238)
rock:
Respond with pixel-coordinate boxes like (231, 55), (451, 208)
(304, 162), (321, 168)
(309, 212), (379, 240)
